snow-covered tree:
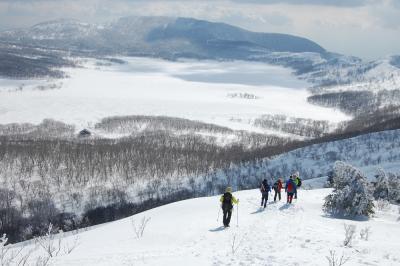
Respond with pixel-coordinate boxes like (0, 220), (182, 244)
(323, 161), (374, 217)
(373, 168), (400, 204)
(388, 173), (400, 204)
(373, 168), (389, 200)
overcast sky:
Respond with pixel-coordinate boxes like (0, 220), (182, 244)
(0, 0), (399, 60)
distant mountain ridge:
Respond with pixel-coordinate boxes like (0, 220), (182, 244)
(0, 16), (325, 58)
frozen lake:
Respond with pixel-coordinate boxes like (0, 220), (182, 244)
(115, 58), (309, 88)
(0, 57), (349, 135)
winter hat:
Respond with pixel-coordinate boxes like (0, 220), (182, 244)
(226, 187), (232, 193)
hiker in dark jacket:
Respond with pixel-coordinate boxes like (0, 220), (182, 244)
(260, 179), (271, 208)
(285, 175), (297, 204)
(220, 187), (239, 227)
(273, 178), (283, 202)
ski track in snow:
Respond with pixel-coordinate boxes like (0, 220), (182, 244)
(13, 189), (400, 266)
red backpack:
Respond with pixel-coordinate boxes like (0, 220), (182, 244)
(287, 182), (294, 192)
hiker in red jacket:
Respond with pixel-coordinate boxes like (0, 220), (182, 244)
(273, 178), (283, 202)
(285, 175), (297, 204)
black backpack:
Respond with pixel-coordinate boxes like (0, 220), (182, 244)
(297, 178), (302, 187)
(261, 181), (269, 192)
(273, 181), (279, 190)
(222, 192), (233, 209)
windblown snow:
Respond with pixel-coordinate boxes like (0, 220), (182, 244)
(12, 188), (400, 266)
(0, 57), (349, 135)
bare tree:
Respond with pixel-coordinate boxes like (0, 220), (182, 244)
(326, 250), (350, 266)
(36, 224), (62, 258)
(36, 223), (79, 258)
(343, 224), (356, 247)
(0, 234), (32, 266)
(359, 227), (371, 241)
(397, 206), (400, 222)
(230, 233), (246, 255)
(375, 199), (390, 212)
(131, 216), (151, 239)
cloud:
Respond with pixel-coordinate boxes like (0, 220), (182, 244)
(0, 0), (374, 7)
(390, 0), (400, 9)
(230, 0), (372, 7)
(369, 1), (400, 30)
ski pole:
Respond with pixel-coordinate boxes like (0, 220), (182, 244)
(217, 206), (221, 222)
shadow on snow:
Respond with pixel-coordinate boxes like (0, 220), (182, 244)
(209, 226), (226, 232)
(321, 213), (370, 222)
(279, 203), (294, 211)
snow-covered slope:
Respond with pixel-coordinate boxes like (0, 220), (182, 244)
(261, 129), (400, 179)
(208, 129), (400, 195)
(12, 189), (400, 265)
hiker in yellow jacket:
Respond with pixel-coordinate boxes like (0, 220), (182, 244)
(220, 187), (239, 227)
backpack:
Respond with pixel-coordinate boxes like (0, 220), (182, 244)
(297, 178), (302, 188)
(287, 181), (294, 193)
(273, 182), (279, 190)
(222, 192), (233, 209)
(261, 181), (269, 192)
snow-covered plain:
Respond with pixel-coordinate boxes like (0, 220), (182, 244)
(13, 188), (400, 266)
(0, 57), (349, 135)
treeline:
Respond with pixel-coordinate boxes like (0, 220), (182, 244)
(0, 43), (74, 78)
(339, 105), (400, 134)
(95, 115), (236, 135)
(0, 186), (195, 244)
(254, 114), (331, 138)
(0, 119), (75, 139)
(308, 89), (400, 116)
(95, 115), (290, 149)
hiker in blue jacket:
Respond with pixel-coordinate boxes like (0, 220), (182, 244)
(285, 175), (297, 204)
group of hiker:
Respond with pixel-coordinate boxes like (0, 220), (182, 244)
(219, 173), (302, 227)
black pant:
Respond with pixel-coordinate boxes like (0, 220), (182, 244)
(222, 207), (233, 226)
(287, 192), (294, 203)
(261, 192), (268, 207)
(274, 190), (281, 201)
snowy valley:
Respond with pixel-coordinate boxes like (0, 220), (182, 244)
(0, 14), (400, 266)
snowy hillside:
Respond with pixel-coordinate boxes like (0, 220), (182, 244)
(208, 129), (400, 195)
(7, 188), (400, 266)
(255, 129), (400, 179)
